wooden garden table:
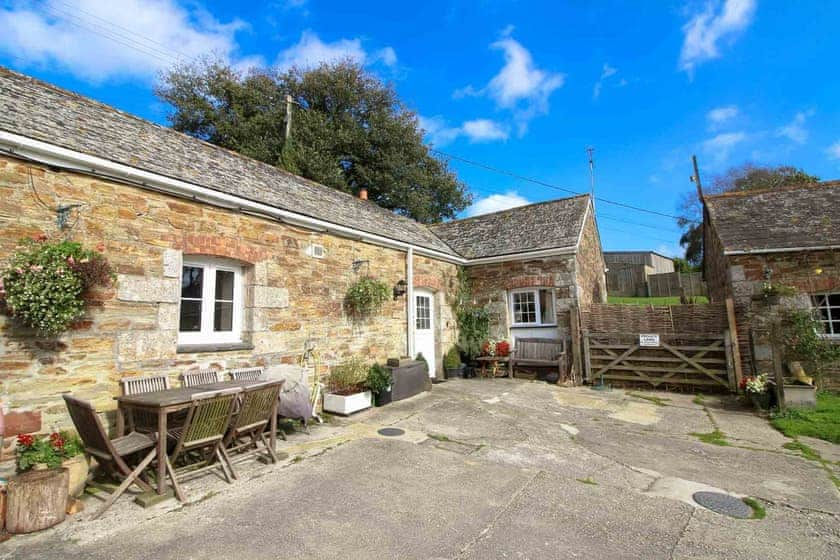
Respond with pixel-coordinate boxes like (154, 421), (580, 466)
(476, 356), (512, 378)
(116, 379), (282, 495)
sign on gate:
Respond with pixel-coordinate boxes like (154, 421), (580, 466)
(639, 333), (660, 347)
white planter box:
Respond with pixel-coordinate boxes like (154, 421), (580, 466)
(323, 391), (372, 415)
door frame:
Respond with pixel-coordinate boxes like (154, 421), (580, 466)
(413, 288), (437, 378)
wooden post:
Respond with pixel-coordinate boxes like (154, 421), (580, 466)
(6, 468), (69, 534)
(724, 329), (735, 391)
(771, 324), (786, 409)
(725, 297), (743, 390)
(570, 305), (583, 385)
(582, 331), (592, 383)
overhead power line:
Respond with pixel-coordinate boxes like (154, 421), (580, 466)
(431, 148), (699, 224)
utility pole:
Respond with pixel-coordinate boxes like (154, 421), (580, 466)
(690, 154), (703, 201)
(586, 146), (595, 210)
(284, 94), (293, 143)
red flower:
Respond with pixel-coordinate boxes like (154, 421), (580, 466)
(16, 434), (35, 447)
(49, 432), (65, 448)
(496, 341), (510, 357)
(95, 242), (105, 252)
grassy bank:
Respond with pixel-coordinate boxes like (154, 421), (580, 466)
(771, 391), (840, 444)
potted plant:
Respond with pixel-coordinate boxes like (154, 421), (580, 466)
(323, 357), (373, 415)
(740, 374), (771, 410)
(16, 431), (88, 497)
(443, 346), (464, 379)
(344, 276), (390, 318)
(1, 237), (113, 336)
(367, 363), (393, 406)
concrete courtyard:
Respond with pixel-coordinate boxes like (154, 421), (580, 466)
(3, 379), (839, 559)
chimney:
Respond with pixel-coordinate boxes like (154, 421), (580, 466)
(358, 187), (368, 200)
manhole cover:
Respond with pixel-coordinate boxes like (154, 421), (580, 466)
(692, 491), (752, 518)
(377, 427), (405, 437)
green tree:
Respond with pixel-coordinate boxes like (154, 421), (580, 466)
(677, 164), (820, 265)
(156, 58), (470, 223)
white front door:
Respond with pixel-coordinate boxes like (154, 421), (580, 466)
(413, 289), (436, 378)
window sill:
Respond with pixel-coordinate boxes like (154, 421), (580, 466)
(176, 342), (254, 354)
(510, 324), (558, 329)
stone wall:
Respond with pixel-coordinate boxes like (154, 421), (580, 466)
(413, 256), (460, 363)
(0, 156), (458, 430)
(574, 210), (607, 306)
(465, 255), (578, 341)
(721, 249), (840, 387)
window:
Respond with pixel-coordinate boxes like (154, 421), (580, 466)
(416, 295), (431, 330)
(812, 293), (840, 337)
(510, 288), (556, 326)
(179, 258), (243, 345)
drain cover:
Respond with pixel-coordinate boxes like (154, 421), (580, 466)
(377, 427), (405, 437)
(692, 491), (752, 518)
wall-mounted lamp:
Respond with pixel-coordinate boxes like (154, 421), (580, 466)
(393, 279), (407, 300)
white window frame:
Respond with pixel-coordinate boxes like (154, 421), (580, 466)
(178, 257), (243, 345)
(811, 292), (840, 338)
(509, 288), (557, 328)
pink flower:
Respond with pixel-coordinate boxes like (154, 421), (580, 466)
(67, 256), (76, 266)
(95, 242), (105, 252)
(15, 267), (23, 275)
(29, 265), (43, 272)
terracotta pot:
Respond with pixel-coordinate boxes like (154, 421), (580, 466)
(62, 455), (89, 498)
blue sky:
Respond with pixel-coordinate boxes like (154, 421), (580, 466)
(2, 0), (840, 257)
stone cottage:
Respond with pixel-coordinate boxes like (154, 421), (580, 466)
(0, 67), (605, 431)
(703, 181), (840, 386)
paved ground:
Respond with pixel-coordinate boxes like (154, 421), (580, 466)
(4, 379), (839, 559)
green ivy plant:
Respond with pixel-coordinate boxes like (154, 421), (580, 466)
(451, 268), (490, 360)
(443, 346), (461, 369)
(1, 238), (113, 336)
(345, 276), (390, 317)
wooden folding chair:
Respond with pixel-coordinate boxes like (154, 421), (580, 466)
(63, 395), (176, 519)
(179, 368), (223, 387)
(166, 389), (240, 501)
(223, 381), (282, 477)
(227, 367), (264, 381)
(118, 374), (171, 434)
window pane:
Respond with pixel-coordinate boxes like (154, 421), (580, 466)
(513, 292), (537, 324)
(416, 296), (431, 330)
(215, 270), (234, 300)
(827, 294), (840, 307)
(539, 289), (554, 324)
(179, 300), (202, 332)
(181, 266), (203, 298)
(830, 321), (840, 335)
(214, 301), (233, 331)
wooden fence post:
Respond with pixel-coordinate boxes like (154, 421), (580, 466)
(725, 297), (743, 390)
(570, 305), (584, 385)
(582, 331), (592, 383)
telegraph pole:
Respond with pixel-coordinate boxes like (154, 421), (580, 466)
(586, 146), (595, 210)
(284, 94), (293, 142)
(690, 154), (703, 201)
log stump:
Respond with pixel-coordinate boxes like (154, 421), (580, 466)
(6, 468), (68, 534)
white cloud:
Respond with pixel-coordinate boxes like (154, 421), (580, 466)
(0, 0), (251, 82)
(592, 63), (618, 99)
(454, 28), (564, 134)
(702, 131), (746, 163)
(827, 140), (840, 160)
(706, 105), (739, 128)
(465, 191), (530, 217)
(276, 30), (397, 70)
(418, 115), (508, 146)
(679, 0), (757, 75)
(461, 119), (509, 142)
(375, 46), (398, 67)
(776, 110), (814, 144)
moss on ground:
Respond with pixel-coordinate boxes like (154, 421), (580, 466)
(742, 497), (766, 519)
(576, 477), (598, 485)
(628, 392), (670, 406)
(691, 429), (729, 446)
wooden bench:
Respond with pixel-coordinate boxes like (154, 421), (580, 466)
(510, 338), (567, 382)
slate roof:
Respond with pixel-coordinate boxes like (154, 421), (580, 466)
(0, 67), (457, 257)
(429, 195), (591, 259)
(705, 181), (840, 253)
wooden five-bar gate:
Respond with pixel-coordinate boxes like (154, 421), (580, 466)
(583, 332), (735, 392)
